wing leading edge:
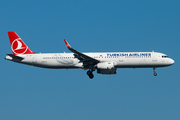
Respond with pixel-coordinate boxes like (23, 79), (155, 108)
(64, 39), (99, 66)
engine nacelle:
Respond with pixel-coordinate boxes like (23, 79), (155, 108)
(96, 62), (117, 74)
(97, 62), (115, 69)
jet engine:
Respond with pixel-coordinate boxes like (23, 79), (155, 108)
(96, 62), (117, 74)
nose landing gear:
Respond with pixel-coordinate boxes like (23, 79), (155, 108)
(87, 70), (94, 79)
(153, 67), (157, 76)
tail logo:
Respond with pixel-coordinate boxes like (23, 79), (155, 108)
(11, 38), (28, 54)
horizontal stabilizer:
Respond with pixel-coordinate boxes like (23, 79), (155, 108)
(7, 53), (24, 59)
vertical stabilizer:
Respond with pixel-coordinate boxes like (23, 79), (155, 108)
(8, 32), (35, 55)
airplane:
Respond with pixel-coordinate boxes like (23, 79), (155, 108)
(5, 31), (174, 79)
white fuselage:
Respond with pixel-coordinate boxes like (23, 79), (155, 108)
(6, 32), (174, 78)
(5, 52), (174, 69)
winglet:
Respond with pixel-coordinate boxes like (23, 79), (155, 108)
(64, 39), (71, 48)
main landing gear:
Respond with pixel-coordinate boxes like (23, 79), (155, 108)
(153, 67), (157, 76)
(87, 70), (94, 79)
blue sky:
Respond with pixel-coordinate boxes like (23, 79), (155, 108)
(0, 0), (180, 120)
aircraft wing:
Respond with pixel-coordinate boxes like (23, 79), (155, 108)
(64, 39), (100, 64)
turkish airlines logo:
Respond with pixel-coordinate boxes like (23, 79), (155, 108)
(11, 38), (28, 54)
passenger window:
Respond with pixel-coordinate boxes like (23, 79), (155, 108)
(162, 56), (168, 58)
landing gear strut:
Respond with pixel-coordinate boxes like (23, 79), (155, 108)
(87, 70), (94, 79)
(153, 67), (157, 76)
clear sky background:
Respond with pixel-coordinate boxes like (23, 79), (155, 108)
(0, 0), (180, 120)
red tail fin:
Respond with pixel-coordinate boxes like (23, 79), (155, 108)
(8, 32), (35, 55)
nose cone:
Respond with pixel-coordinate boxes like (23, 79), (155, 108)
(169, 59), (175, 65)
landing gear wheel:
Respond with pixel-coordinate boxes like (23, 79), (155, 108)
(89, 74), (94, 79)
(153, 67), (157, 76)
(154, 72), (157, 76)
(87, 71), (91, 75)
(87, 70), (94, 79)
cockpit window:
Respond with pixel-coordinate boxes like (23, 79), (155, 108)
(162, 56), (168, 58)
